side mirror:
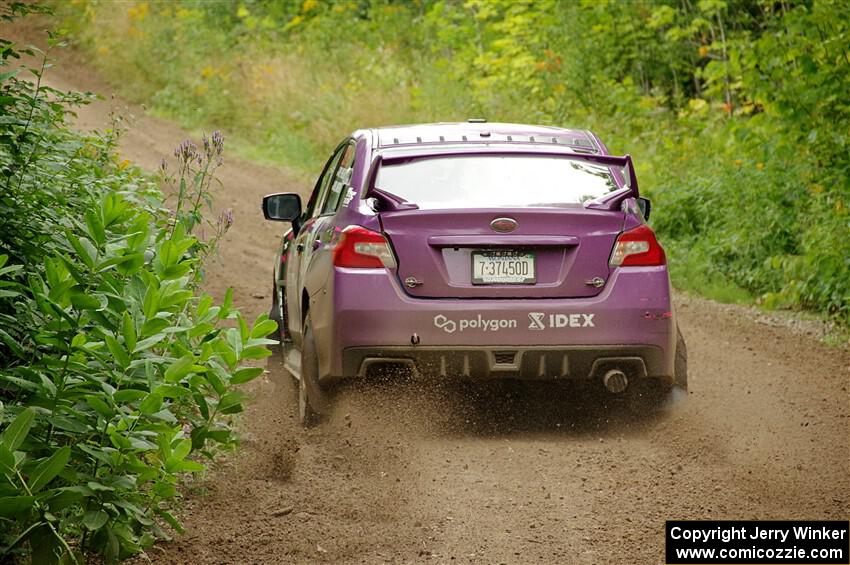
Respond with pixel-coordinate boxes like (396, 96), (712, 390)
(263, 193), (302, 222)
(636, 197), (651, 221)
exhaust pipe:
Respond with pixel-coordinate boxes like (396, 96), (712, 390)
(602, 369), (628, 394)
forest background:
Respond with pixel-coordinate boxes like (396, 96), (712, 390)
(63, 0), (850, 324)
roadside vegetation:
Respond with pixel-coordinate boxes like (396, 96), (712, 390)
(61, 0), (849, 326)
(0, 5), (276, 562)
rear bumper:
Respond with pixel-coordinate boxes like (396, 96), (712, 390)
(343, 345), (668, 385)
(315, 265), (675, 382)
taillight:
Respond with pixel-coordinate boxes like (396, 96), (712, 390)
(609, 224), (666, 266)
(333, 225), (397, 269)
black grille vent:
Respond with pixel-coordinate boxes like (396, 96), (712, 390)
(494, 351), (516, 365)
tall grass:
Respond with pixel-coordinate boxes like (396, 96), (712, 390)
(66, 3), (452, 175)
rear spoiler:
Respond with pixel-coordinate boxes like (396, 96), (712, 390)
(578, 154), (640, 211)
(365, 155), (421, 212)
(363, 152), (639, 211)
(568, 153), (639, 196)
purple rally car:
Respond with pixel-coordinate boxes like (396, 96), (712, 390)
(262, 121), (687, 425)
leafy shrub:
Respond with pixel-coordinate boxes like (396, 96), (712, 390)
(0, 11), (274, 563)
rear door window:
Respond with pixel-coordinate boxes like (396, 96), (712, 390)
(305, 142), (348, 219)
(321, 142), (355, 215)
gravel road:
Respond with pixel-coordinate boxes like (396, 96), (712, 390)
(9, 21), (849, 565)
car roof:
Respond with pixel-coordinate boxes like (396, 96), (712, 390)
(368, 122), (602, 154)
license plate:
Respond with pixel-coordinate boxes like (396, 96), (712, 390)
(471, 250), (536, 285)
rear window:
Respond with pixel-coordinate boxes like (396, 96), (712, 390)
(375, 155), (620, 209)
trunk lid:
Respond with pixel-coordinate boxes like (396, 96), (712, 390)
(379, 208), (624, 299)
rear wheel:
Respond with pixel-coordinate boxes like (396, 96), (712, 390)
(299, 315), (328, 427)
(628, 325), (687, 414)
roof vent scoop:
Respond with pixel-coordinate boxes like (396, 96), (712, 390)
(467, 118), (487, 123)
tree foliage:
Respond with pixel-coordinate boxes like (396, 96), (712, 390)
(65, 0), (849, 322)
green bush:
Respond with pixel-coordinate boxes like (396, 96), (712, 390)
(0, 9), (274, 562)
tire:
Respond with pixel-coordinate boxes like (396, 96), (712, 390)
(674, 325), (688, 390)
(268, 276), (287, 343)
(628, 325), (688, 414)
(299, 315), (328, 427)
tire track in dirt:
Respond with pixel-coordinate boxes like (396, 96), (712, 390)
(7, 21), (849, 565)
